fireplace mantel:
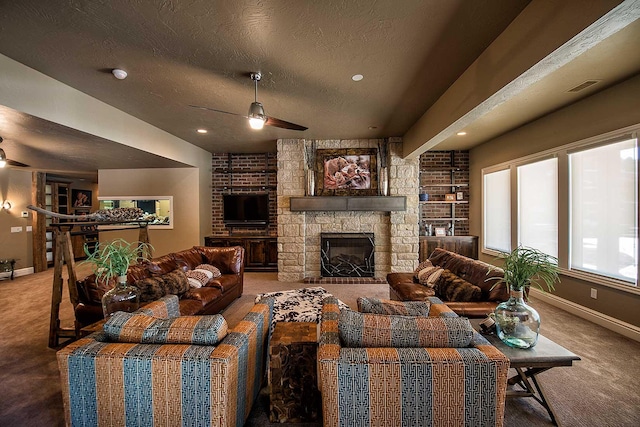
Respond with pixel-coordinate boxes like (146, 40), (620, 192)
(290, 196), (406, 212)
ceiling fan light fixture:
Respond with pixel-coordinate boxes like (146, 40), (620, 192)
(248, 101), (267, 130)
(0, 148), (6, 168)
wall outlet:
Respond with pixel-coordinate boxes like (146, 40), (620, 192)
(21, 211), (29, 218)
(590, 288), (598, 299)
(10, 226), (22, 233)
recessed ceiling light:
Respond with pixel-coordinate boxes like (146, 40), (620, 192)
(352, 74), (364, 82)
(197, 129), (208, 134)
(457, 131), (467, 136)
(112, 68), (128, 80)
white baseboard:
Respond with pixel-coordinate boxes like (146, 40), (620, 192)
(530, 288), (640, 342)
(0, 267), (34, 279)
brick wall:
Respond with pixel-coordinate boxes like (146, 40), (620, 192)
(419, 150), (470, 236)
(211, 153), (278, 236)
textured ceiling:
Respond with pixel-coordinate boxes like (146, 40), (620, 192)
(0, 0), (637, 180)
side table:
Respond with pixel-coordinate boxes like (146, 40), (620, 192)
(269, 321), (320, 423)
(0, 258), (16, 280)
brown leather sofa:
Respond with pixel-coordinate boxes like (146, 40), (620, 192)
(386, 248), (509, 318)
(75, 245), (245, 329)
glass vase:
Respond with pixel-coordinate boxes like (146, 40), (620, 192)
(305, 169), (315, 196)
(494, 289), (540, 349)
(379, 167), (389, 196)
(101, 275), (140, 318)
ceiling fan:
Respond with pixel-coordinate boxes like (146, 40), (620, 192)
(0, 137), (29, 168)
(190, 72), (308, 131)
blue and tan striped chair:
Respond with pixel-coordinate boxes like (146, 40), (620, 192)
(57, 295), (273, 427)
(318, 296), (509, 427)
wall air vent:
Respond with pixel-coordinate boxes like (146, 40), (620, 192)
(568, 80), (601, 93)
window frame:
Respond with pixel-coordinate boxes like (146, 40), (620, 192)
(481, 126), (639, 293)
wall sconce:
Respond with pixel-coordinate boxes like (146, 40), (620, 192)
(1, 201), (11, 210)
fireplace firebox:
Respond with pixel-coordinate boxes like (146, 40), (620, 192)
(320, 233), (374, 277)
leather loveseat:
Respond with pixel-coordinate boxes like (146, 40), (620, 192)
(75, 245), (245, 329)
(386, 248), (509, 318)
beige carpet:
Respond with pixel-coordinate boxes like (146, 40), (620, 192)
(1, 269), (639, 426)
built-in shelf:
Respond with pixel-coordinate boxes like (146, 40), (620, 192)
(213, 185), (277, 190)
(427, 217), (469, 221)
(214, 168), (277, 173)
(290, 196), (406, 212)
(420, 183), (468, 188)
(420, 201), (469, 204)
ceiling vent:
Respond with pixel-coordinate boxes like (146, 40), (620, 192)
(568, 80), (601, 93)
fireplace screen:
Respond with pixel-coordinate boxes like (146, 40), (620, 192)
(320, 233), (374, 277)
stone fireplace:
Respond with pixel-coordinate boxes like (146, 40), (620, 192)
(320, 233), (374, 277)
(276, 138), (419, 282)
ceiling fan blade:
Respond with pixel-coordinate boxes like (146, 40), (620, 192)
(189, 104), (246, 118)
(7, 159), (29, 167)
(265, 116), (308, 131)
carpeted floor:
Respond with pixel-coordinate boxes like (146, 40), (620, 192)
(0, 269), (639, 426)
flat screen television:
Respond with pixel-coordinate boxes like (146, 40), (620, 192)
(223, 193), (269, 226)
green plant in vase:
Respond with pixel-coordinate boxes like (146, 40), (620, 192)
(489, 246), (559, 349)
(82, 238), (153, 317)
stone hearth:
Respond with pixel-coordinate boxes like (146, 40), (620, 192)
(276, 138), (419, 282)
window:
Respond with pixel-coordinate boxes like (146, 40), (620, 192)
(518, 158), (558, 258)
(483, 168), (511, 252)
(569, 138), (637, 283)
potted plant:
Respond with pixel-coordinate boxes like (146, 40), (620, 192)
(82, 238), (153, 317)
(490, 246), (559, 349)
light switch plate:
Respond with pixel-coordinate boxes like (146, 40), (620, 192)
(11, 226), (22, 233)
(21, 211), (29, 218)
(26, 226), (33, 232)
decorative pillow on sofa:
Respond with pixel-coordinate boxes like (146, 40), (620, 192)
(338, 309), (474, 348)
(134, 269), (190, 302)
(195, 264), (222, 278)
(357, 297), (430, 316)
(104, 311), (228, 345)
(435, 269), (483, 302)
(161, 269), (190, 295)
(186, 270), (209, 289)
(416, 266), (444, 288)
(413, 260), (433, 277)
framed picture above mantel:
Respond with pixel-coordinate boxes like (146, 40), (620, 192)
(315, 148), (378, 196)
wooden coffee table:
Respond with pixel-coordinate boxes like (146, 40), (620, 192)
(472, 321), (580, 426)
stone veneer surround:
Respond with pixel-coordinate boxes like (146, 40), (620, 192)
(276, 138), (419, 282)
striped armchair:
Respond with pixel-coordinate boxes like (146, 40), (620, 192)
(318, 296), (509, 427)
(57, 295), (273, 427)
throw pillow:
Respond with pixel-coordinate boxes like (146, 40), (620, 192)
(435, 269), (483, 302)
(416, 266), (444, 288)
(104, 311), (228, 345)
(195, 264), (222, 278)
(134, 276), (167, 302)
(357, 297), (430, 316)
(161, 269), (190, 296)
(413, 260), (433, 277)
(185, 270), (209, 288)
(338, 309), (474, 348)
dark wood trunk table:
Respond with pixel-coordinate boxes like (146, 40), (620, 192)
(268, 321), (320, 423)
(472, 320), (581, 426)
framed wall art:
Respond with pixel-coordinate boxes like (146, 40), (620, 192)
(315, 148), (378, 196)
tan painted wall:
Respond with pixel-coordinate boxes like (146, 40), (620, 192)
(0, 169), (33, 270)
(98, 168), (203, 257)
(470, 74), (640, 327)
